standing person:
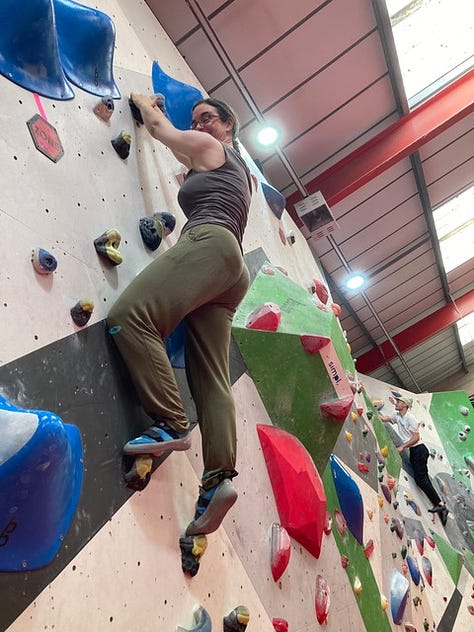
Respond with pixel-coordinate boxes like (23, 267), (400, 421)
(108, 95), (252, 537)
(379, 395), (449, 525)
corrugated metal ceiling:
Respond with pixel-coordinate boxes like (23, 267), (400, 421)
(145, 0), (474, 394)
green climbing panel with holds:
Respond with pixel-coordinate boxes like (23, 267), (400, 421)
(322, 464), (392, 632)
(232, 265), (356, 472)
(429, 391), (474, 486)
(431, 532), (464, 585)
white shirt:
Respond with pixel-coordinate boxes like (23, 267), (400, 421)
(390, 410), (420, 447)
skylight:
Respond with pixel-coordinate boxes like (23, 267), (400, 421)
(433, 185), (474, 273)
(385, 0), (474, 106)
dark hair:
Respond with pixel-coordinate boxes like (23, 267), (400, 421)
(192, 98), (241, 153)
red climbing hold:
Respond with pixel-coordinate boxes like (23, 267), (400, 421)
(300, 333), (331, 354)
(246, 303), (281, 331)
(272, 619), (288, 632)
(313, 279), (329, 304)
(320, 396), (355, 422)
(315, 574), (330, 624)
(357, 462), (369, 473)
(257, 424), (327, 559)
(364, 539), (374, 559)
(271, 523), (291, 582)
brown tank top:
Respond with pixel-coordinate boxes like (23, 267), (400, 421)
(177, 145), (252, 245)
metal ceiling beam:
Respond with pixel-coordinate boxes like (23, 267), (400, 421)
(409, 151), (470, 373)
(356, 288), (474, 373)
(285, 67), (474, 213)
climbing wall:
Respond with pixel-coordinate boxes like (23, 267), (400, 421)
(1, 2), (473, 632)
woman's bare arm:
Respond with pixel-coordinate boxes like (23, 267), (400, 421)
(130, 93), (223, 170)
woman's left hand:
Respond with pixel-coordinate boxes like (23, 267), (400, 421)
(130, 93), (156, 110)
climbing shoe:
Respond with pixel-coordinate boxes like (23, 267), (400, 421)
(439, 506), (449, 526)
(123, 422), (190, 455)
(185, 479), (238, 536)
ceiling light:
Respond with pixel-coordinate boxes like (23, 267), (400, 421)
(345, 273), (366, 290)
(257, 126), (279, 146)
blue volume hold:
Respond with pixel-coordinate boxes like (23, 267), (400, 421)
(330, 453), (364, 544)
(152, 61), (203, 130)
(0, 396), (83, 571)
(261, 182), (286, 219)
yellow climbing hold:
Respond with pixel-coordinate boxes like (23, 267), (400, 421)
(381, 594), (388, 611)
(380, 445), (389, 457)
(351, 411), (358, 423)
(345, 431), (353, 443)
(353, 577), (362, 595)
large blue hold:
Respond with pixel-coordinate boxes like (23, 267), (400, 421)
(0, 396), (83, 571)
(406, 554), (421, 586)
(152, 61), (203, 130)
(390, 569), (409, 625)
(330, 453), (364, 543)
(0, 0), (74, 99)
(54, 0), (121, 98)
(261, 182), (285, 220)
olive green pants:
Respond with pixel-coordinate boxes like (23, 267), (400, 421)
(108, 224), (249, 489)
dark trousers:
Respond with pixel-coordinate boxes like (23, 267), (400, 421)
(409, 444), (442, 506)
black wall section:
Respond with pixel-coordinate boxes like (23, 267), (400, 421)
(0, 247), (266, 631)
(0, 321), (197, 632)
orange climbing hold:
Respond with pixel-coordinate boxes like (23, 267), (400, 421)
(245, 303), (281, 331)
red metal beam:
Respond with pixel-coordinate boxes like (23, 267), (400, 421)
(286, 68), (474, 217)
(356, 289), (474, 374)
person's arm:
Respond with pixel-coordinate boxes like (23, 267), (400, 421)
(130, 93), (222, 170)
(379, 414), (395, 424)
(396, 430), (420, 454)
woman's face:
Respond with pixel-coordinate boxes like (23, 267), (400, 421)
(191, 103), (233, 142)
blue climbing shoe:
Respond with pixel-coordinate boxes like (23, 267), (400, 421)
(185, 479), (238, 536)
(123, 422), (190, 455)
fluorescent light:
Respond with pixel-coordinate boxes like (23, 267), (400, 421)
(256, 126), (279, 146)
(345, 273), (366, 290)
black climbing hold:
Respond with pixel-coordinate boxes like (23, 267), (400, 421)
(94, 228), (122, 265)
(70, 299), (94, 327)
(179, 534), (208, 577)
(111, 130), (131, 159)
(223, 606), (250, 632)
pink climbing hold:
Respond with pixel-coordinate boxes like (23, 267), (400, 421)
(315, 574), (330, 624)
(334, 509), (347, 536)
(257, 424), (327, 559)
(300, 333), (331, 354)
(245, 303), (281, 331)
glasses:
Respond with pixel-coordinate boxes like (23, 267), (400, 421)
(190, 113), (220, 130)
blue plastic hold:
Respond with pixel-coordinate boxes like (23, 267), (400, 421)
(390, 569), (409, 625)
(330, 454), (364, 544)
(165, 320), (186, 369)
(152, 61), (203, 130)
(261, 182), (285, 220)
(177, 606), (211, 632)
(0, 0), (74, 99)
(406, 555), (421, 586)
(0, 396), (83, 571)
(54, 0), (120, 98)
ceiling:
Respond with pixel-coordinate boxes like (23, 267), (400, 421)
(146, 0), (474, 395)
